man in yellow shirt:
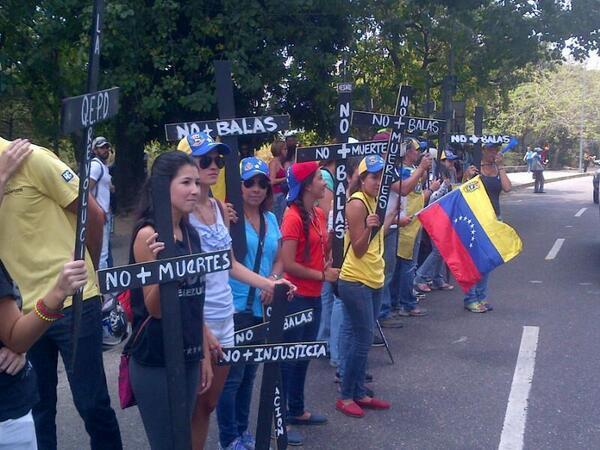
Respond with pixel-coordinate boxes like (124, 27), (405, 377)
(0, 137), (122, 449)
(396, 138), (438, 317)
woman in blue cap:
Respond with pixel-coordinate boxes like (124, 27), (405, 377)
(336, 155), (396, 418)
(185, 133), (294, 449)
(216, 157), (284, 450)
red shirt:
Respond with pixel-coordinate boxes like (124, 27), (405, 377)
(281, 204), (327, 297)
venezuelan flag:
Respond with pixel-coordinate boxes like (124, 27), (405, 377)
(416, 176), (522, 292)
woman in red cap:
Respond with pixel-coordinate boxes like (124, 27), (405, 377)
(279, 162), (340, 442)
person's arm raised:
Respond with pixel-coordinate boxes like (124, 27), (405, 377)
(0, 139), (32, 206)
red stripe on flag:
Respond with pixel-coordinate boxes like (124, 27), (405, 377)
(418, 203), (481, 292)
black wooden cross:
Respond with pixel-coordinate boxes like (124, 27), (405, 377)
(449, 106), (513, 170)
(217, 287), (327, 450)
(59, 0), (120, 368)
(350, 86), (413, 230)
(164, 61), (290, 261)
(294, 82), (397, 266)
(295, 136), (389, 266)
(232, 308), (314, 346)
(97, 183), (233, 450)
(351, 88), (450, 231)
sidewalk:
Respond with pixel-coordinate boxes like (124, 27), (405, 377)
(507, 169), (593, 189)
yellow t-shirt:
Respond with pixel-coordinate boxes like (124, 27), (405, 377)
(0, 138), (100, 312)
(339, 192), (385, 289)
(397, 167), (425, 260)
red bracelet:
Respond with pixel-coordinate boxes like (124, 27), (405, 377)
(36, 299), (64, 320)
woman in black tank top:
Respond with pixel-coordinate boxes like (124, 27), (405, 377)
(462, 143), (512, 313)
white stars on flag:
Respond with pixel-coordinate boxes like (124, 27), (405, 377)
(454, 215), (477, 248)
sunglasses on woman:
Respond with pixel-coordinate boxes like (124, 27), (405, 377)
(197, 154), (225, 169)
(243, 176), (269, 189)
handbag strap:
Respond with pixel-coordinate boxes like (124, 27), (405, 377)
(132, 315), (152, 347)
(245, 213), (266, 312)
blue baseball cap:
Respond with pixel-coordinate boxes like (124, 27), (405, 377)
(178, 131), (230, 156)
(442, 149), (460, 160)
(358, 154), (385, 175)
(240, 157), (269, 180)
(286, 162), (319, 202)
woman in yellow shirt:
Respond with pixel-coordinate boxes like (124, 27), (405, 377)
(335, 155), (397, 418)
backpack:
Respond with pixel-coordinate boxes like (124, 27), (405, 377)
(91, 157), (105, 198)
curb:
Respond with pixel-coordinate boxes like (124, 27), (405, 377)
(511, 172), (593, 190)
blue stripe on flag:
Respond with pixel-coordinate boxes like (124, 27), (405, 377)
(439, 190), (504, 274)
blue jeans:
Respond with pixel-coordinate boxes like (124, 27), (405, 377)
(414, 243), (447, 288)
(216, 361), (259, 448)
(337, 281), (382, 400)
(379, 228), (399, 319)
(281, 295), (321, 417)
(99, 213), (112, 270)
(28, 297), (122, 450)
(272, 193), (286, 225)
(329, 296), (344, 366)
(398, 234), (422, 312)
(464, 273), (490, 305)
(317, 282), (334, 341)
(398, 257), (418, 311)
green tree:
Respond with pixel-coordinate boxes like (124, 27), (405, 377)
(490, 64), (600, 167)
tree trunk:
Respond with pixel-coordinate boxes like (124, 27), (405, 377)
(113, 94), (146, 213)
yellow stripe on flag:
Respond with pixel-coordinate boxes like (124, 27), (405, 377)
(460, 176), (523, 262)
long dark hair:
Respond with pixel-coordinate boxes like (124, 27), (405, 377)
(135, 150), (197, 222)
(346, 156), (363, 197)
(243, 174), (273, 214)
(288, 171), (317, 262)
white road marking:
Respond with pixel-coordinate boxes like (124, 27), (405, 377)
(452, 336), (468, 344)
(498, 326), (540, 450)
(565, 225), (573, 228)
(545, 238), (565, 260)
(579, 282), (592, 286)
(529, 280), (543, 284)
(574, 208), (587, 217)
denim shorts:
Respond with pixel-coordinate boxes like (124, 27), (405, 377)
(206, 315), (235, 347)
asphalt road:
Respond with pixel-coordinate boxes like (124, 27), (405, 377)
(55, 176), (600, 449)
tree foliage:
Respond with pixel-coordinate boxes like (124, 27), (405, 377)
(490, 63), (600, 167)
(1, 0), (599, 206)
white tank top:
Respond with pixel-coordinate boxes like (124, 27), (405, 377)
(189, 199), (234, 321)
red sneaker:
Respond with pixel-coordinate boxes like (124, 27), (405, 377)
(336, 400), (365, 418)
(355, 397), (391, 410)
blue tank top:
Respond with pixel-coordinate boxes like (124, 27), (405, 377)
(480, 173), (502, 217)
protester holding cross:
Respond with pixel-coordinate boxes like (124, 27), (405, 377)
(126, 151), (209, 449)
(182, 133), (295, 450)
(0, 138), (86, 449)
(216, 157), (285, 450)
(0, 257), (88, 450)
(336, 155), (395, 418)
(0, 137), (122, 450)
(279, 161), (339, 443)
(395, 138), (439, 317)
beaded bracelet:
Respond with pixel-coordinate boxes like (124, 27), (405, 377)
(34, 299), (64, 322)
